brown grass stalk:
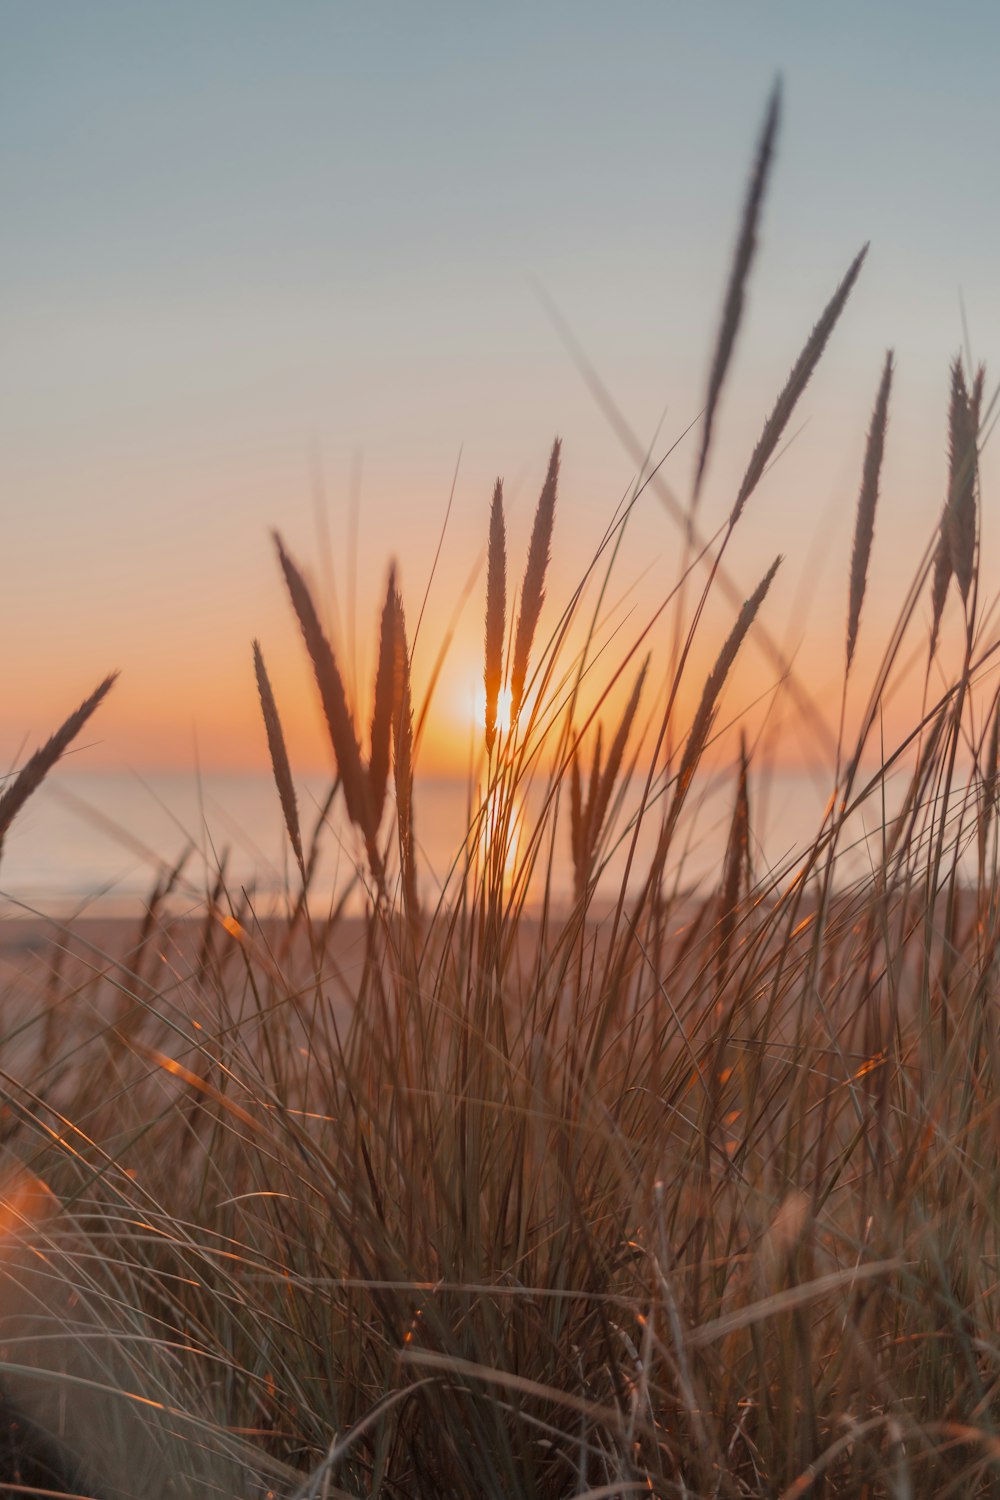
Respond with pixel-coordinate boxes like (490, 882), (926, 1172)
(846, 349), (894, 671)
(694, 80), (781, 501)
(253, 640), (305, 878)
(393, 591), (418, 915)
(369, 567), (398, 827)
(729, 245), (868, 528)
(716, 731), (750, 986)
(484, 478), (506, 755)
(588, 657), (648, 861)
(946, 357), (978, 603)
(672, 555), (781, 815)
(511, 438), (560, 722)
(0, 672), (117, 854)
(274, 532), (371, 840)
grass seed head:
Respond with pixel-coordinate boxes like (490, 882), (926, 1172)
(847, 349), (894, 670)
(484, 478), (507, 755)
(274, 532), (371, 839)
(511, 438), (560, 723)
(0, 672), (117, 857)
(695, 78), (781, 501)
(730, 245), (867, 529)
(253, 640), (304, 876)
(369, 566), (399, 826)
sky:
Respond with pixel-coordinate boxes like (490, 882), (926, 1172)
(4, 1), (1000, 778)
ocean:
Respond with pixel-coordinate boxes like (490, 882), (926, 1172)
(0, 763), (942, 921)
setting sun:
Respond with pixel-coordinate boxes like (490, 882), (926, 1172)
(473, 680), (513, 739)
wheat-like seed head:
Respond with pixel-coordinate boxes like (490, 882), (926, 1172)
(253, 640), (304, 877)
(0, 672), (117, 857)
(730, 246), (867, 529)
(274, 533), (371, 840)
(695, 79), (781, 502)
(847, 349), (894, 671)
(484, 478), (507, 755)
(393, 590), (418, 915)
(946, 357), (978, 603)
(369, 566), (398, 827)
(511, 438), (560, 723)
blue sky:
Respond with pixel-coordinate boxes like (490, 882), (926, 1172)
(3, 3), (1000, 769)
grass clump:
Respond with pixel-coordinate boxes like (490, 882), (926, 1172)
(3, 95), (1000, 1500)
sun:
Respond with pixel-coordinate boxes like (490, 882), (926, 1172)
(473, 681), (513, 738)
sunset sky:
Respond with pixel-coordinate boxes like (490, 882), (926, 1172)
(4, 2), (1000, 778)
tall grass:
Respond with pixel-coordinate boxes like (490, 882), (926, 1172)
(3, 98), (1000, 1500)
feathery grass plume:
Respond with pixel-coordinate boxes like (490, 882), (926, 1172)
(846, 350), (894, 671)
(369, 567), (398, 826)
(694, 79), (781, 501)
(253, 639), (304, 877)
(729, 245), (868, 528)
(484, 479), (506, 754)
(946, 357), (978, 602)
(674, 556), (782, 808)
(393, 589), (417, 914)
(274, 532), (370, 838)
(510, 438), (560, 722)
(0, 672), (116, 856)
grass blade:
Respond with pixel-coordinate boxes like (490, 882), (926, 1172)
(695, 79), (781, 501)
(0, 673), (117, 854)
(369, 567), (398, 827)
(484, 478), (506, 754)
(846, 349), (894, 670)
(274, 532), (370, 838)
(730, 245), (868, 528)
(253, 641), (304, 877)
(511, 438), (560, 722)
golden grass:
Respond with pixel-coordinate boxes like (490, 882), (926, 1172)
(3, 97), (1000, 1500)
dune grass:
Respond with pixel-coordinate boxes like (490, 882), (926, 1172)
(3, 94), (1000, 1500)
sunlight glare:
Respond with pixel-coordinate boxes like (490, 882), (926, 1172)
(474, 681), (513, 738)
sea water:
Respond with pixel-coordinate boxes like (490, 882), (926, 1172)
(0, 762), (960, 920)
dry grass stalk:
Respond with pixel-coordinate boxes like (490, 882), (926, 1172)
(979, 692), (1000, 883)
(695, 80), (781, 501)
(484, 478), (507, 754)
(274, 532), (371, 839)
(570, 665), (647, 900)
(393, 591), (418, 914)
(673, 556), (781, 813)
(569, 747), (583, 880)
(729, 245), (868, 528)
(511, 438), (560, 723)
(929, 527), (952, 661)
(716, 732), (750, 986)
(0, 672), (116, 855)
(582, 723), (603, 867)
(589, 658), (648, 856)
(254, 640), (305, 877)
(846, 350), (894, 670)
(946, 357), (979, 603)
(369, 567), (398, 826)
